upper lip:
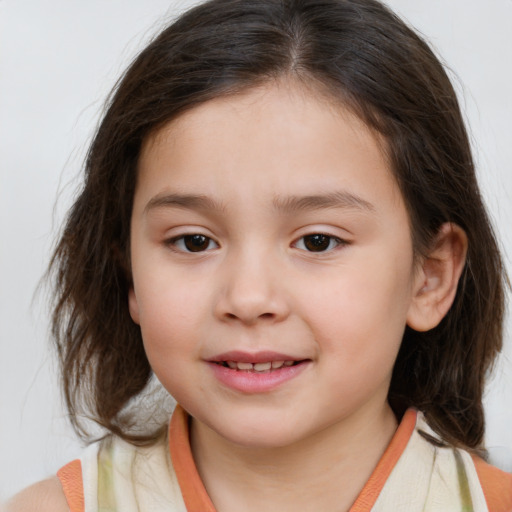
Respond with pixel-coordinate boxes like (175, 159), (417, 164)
(208, 350), (304, 364)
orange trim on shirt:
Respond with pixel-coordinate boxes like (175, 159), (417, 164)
(348, 408), (417, 511)
(57, 459), (85, 512)
(55, 408), (512, 512)
(472, 454), (512, 512)
(169, 406), (418, 512)
(169, 405), (217, 512)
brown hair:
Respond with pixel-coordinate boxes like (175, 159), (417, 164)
(50, 0), (507, 449)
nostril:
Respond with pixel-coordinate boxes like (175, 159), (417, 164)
(215, 288), (289, 324)
(223, 311), (275, 322)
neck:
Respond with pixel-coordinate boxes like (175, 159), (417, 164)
(190, 401), (398, 512)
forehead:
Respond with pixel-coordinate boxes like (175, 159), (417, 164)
(141, 80), (387, 158)
(136, 82), (403, 216)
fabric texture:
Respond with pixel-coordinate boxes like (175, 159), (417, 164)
(58, 405), (512, 512)
(57, 459), (85, 512)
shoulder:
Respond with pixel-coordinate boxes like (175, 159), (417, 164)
(472, 455), (512, 512)
(4, 477), (69, 512)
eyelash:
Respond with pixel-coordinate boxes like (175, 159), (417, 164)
(293, 233), (347, 253)
(166, 233), (347, 254)
(167, 234), (219, 253)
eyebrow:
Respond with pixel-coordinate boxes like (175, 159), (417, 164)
(272, 191), (375, 214)
(144, 193), (226, 214)
(144, 190), (375, 215)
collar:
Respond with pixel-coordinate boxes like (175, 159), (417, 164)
(169, 405), (417, 512)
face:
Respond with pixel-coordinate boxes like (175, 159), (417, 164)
(129, 83), (423, 450)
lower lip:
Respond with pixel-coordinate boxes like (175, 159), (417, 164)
(207, 361), (309, 393)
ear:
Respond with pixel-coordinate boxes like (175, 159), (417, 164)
(407, 223), (467, 332)
(128, 287), (141, 325)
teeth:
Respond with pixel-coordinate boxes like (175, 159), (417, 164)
(253, 362), (272, 372)
(236, 362), (253, 370)
(222, 360), (296, 371)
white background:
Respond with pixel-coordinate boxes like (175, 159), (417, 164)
(1, 0), (511, 501)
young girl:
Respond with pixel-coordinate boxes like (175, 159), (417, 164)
(7, 0), (512, 510)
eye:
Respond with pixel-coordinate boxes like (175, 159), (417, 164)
(168, 234), (218, 253)
(294, 234), (345, 252)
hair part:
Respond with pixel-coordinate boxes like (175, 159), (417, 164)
(49, 0), (507, 449)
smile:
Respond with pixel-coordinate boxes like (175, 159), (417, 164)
(207, 351), (310, 393)
(217, 360), (298, 372)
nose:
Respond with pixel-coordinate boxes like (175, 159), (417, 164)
(213, 247), (290, 325)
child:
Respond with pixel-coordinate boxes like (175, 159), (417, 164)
(7, 0), (512, 510)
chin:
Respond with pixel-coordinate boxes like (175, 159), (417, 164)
(210, 413), (308, 450)
(228, 428), (301, 450)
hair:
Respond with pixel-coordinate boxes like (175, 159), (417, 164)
(50, 0), (507, 450)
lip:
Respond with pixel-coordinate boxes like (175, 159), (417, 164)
(208, 350), (300, 364)
(207, 351), (310, 393)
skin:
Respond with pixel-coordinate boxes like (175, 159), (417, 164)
(4, 477), (68, 512)
(127, 82), (466, 511)
(7, 81), (467, 512)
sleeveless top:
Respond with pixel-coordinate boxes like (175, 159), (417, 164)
(57, 406), (512, 512)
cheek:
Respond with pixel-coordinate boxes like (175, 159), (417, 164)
(301, 254), (413, 366)
(134, 282), (201, 361)
(137, 291), (202, 400)
(135, 258), (209, 327)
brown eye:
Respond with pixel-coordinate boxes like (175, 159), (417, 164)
(296, 234), (344, 252)
(183, 235), (211, 252)
(304, 234), (330, 251)
(170, 234), (218, 253)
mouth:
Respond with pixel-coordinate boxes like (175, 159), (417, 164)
(214, 360), (304, 372)
(207, 351), (310, 391)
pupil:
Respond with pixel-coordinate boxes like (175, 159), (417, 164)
(304, 234), (329, 252)
(184, 235), (209, 252)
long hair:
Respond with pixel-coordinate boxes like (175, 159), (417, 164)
(49, 0), (507, 448)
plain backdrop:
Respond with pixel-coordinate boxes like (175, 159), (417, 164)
(1, 0), (511, 501)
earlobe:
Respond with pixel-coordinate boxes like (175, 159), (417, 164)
(406, 223), (468, 332)
(128, 287), (141, 325)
